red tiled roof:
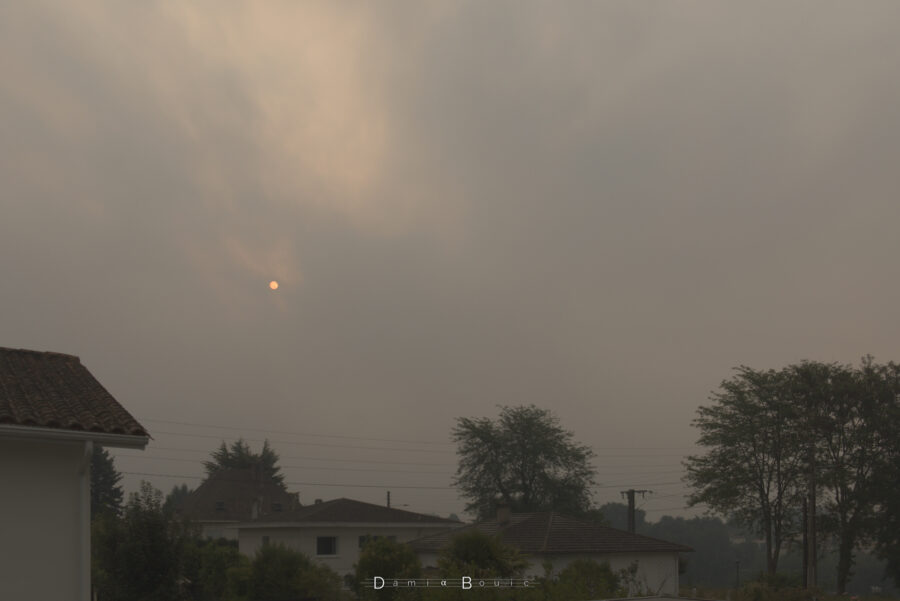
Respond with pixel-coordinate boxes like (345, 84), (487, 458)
(250, 497), (460, 525)
(408, 512), (693, 555)
(178, 467), (299, 522)
(0, 347), (148, 437)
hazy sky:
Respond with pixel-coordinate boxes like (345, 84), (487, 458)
(3, 1), (900, 520)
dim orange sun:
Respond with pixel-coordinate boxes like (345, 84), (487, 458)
(269, 280), (279, 290)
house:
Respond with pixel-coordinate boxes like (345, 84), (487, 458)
(176, 466), (300, 540)
(406, 508), (693, 596)
(0, 347), (149, 601)
(236, 497), (462, 576)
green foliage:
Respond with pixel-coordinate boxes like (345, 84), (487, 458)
(598, 502), (643, 530)
(685, 366), (806, 576)
(546, 559), (622, 600)
(452, 405), (596, 519)
(203, 438), (285, 489)
(91, 445), (123, 518)
(685, 358), (900, 591)
(437, 530), (529, 579)
(246, 543), (345, 601)
(92, 481), (197, 601)
(182, 538), (245, 601)
(164, 483), (194, 514)
(353, 537), (423, 600)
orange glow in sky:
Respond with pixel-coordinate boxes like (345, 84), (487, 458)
(269, 280), (279, 290)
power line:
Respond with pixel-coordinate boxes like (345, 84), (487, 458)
(120, 470), (456, 490)
(643, 504), (707, 514)
(138, 417), (455, 446)
(115, 454), (453, 476)
(138, 446), (456, 467)
(138, 417), (697, 455)
(151, 430), (455, 454)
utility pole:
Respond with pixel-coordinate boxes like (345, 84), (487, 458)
(386, 491), (390, 508)
(620, 489), (651, 533)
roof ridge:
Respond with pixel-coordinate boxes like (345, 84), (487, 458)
(0, 347), (80, 362)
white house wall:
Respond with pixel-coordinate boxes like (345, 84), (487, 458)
(239, 524), (455, 576)
(0, 438), (88, 601)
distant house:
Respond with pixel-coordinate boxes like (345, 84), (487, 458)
(237, 497), (462, 576)
(176, 466), (300, 540)
(0, 347), (149, 601)
(407, 508), (693, 596)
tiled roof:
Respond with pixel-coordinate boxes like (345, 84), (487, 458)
(407, 512), (693, 555)
(177, 467), (300, 522)
(249, 497), (460, 525)
(0, 347), (148, 437)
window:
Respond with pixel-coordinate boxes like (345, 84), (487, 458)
(359, 535), (374, 549)
(317, 536), (337, 556)
(215, 501), (225, 512)
(272, 503), (283, 512)
(262, 536), (270, 546)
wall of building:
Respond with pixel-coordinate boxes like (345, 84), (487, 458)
(0, 437), (88, 601)
(239, 524), (456, 576)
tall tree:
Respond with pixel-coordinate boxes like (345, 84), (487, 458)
(685, 366), (806, 576)
(163, 483), (194, 514)
(867, 362), (900, 588)
(353, 537), (422, 601)
(91, 446), (123, 518)
(92, 481), (197, 601)
(202, 438), (285, 489)
(452, 405), (596, 519)
(786, 359), (900, 593)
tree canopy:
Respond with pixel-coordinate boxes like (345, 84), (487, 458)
(91, 446), (123, 518)
(685, 359), (900, 592)
(92, 481), (197, 601)
(203, 438), (285, 489)
(353, 537), (422, 601)
(452, 405), (596, 519)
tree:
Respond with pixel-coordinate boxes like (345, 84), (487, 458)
(868, 362), (900, 587)
(437, 530), (529, 579)
(598, 502), (643, 531)
(164, 483), (194, 514)
(353, 538), (422, 601)
(203, 438), (285, 489)
(452, 405), (596, 519)
(91, 445), (123, 518)
(246, 543), (345, 601)
(795, 360), (882, 593)
(685, 366), (806, 576)
(92, 481), (197, 601)
(182, 538), (246, 601)
(687, 359), (900, 592)
(549, 559), (622, 600)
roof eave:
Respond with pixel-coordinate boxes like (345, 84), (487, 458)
(0, 423), (149, 449)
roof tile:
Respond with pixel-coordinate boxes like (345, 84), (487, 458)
(0, 347), (148, 437)
(408, 512), (693, 555)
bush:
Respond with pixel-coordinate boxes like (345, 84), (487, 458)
(248, 543), (345, 601)
(548, 559), (623, 601)
(353, 537), (423, 600)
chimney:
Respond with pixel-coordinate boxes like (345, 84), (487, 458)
(496, 502), (511, 526)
